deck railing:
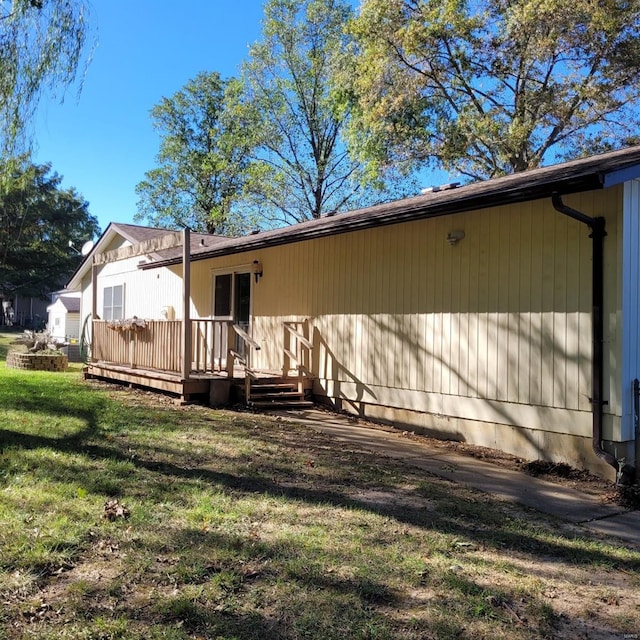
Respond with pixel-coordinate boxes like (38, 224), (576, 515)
(92, 319), (235, 376)
(191, 319), (234, 373)
(283, 319), (314, 394)
(227, 324), (262, 402)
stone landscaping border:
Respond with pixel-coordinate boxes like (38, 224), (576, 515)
(6, 351), (68, 372)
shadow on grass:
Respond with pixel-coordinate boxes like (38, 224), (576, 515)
(0, 375), (106, 450)
(3, 390), (635, 639)
(68, 525), (404, 639)
(1, 372), (638, 577)
(4, 408), (638, 577)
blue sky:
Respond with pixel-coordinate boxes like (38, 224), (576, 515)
(33, 1), (267, 235)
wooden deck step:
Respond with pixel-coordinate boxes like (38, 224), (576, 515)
(251, 383), (299, 390)
(240, 376), (313, 409)
(251, 391), (305, 400)
(250, 399), (314, 409)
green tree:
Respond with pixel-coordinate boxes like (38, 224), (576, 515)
(237, 0), (393, 225)
(344, 0), (640, 180)
(0, 156), (100, 299)
(135, 72), (251, 234)
(0, 0), (91, 155)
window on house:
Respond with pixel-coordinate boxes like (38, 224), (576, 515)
(213, 274), (233, 318)
(103, 285), (124, 321)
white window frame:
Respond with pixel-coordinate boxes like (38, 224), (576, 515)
(103, 284), (124, 321)
(212, 272), (234, 321)
(211, 266), (253, 323)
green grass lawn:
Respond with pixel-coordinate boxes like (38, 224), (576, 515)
(0, 330), (639, 640)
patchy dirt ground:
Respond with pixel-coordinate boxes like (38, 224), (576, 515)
(88, 380), (640, 510)
(399, 428), (640, 510)
(9, 379), (635, 640)
(295, 403), (640, 511)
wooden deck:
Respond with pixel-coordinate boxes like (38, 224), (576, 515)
(85, 231), (316, 407)
(86, 318), (315, 405)
(84, 363), (219, 401)
(92, 319), (235, 376)
(84, 361), (306, 404)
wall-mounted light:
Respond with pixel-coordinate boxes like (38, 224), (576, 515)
(252, 260), (263, 283)
(446, 230), (465, 246)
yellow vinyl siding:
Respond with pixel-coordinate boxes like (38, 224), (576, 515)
(188, 187), (622, 444)
(313, 208), (560, 403)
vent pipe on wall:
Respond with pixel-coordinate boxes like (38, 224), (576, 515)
(551, 193), (635, 484)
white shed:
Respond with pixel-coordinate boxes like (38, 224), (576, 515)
(47, 294), (81, 342)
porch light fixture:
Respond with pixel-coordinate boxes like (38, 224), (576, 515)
(446, 230), (465, 246)
(252, 260), (263, 283)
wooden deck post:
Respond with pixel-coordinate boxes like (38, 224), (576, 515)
(227, 322), (235, 378)
(129, 332), (136, 369)
(91, 259), (98, 358)
(181, 228), (191, 380)
(91, 259), (98, 319)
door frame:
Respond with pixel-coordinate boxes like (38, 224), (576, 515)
(210, 265), (257, 366)
(211, 264), (255, 327)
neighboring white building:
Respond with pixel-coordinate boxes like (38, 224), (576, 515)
(47, 292), (81, 342)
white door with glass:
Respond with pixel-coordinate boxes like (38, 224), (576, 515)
(212, 271), (252, 364)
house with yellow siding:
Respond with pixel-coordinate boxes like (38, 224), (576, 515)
(67, 147), (640, 484)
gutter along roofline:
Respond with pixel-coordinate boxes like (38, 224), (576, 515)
(139, 145), (640, 271)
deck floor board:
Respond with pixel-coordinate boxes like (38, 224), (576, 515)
(84, 362), (302, 402)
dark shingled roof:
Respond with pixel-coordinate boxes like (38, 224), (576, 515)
(140, 146), (640, 270)
(57, 296), (80, 313)
(111, 223), (226, 252)
(110, 223), (173, 244)
(107, 223), (228, 263)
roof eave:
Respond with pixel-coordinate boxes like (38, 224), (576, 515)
(140, 169), (607, 271)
